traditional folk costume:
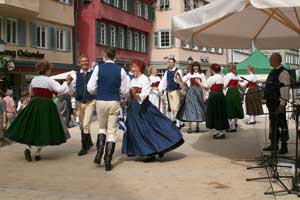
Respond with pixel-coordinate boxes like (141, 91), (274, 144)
(6, 76), (71, 161)
(70, 69), (96, 156)
(264, 66), (290, 154)
(205, 74), (229, 139)
(149, 75), (163, 112)
(224, 72), (244, 131)
(177, 72), (207, 133)
(122, 74), (184, 158)
(242, 74), (263, 124)
(87, 60), (129, 171)
(159, 67), (184, 128)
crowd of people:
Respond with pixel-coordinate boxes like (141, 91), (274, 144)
(0, 47), (291, 171)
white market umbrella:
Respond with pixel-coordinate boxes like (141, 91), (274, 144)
(51, 70), (76, 80)
(172, 0), (300, 49)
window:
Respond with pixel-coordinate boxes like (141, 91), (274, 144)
(137, 1), (142, 17)
(37, 25), (47, 48)
(114, 0), (119, 7)
(134, 32), (139, 51)
(184, 0), (191, 11)
(200, 47), (207, 52)
(217, 48), (223, 54)
(100, 22), (107, 45)
(122, 0), (128, 11)
(144, 4), (149, 19)
(159, 0), (169, 10)
(128, 30), (133, 50)
(209, 48), (216, 53)
(59, 0), (72, 4)
(160, 31), (171, 48)
(119, 27), (125, 49)
(110, 25), (116, 47)
(141, 34), (146, 52)
(56, 29), (65, 50)
(6, 19), (17, 44)
(193, 0), (201, 8)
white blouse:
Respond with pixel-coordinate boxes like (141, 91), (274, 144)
(30, 76), (69, 94)
(183, 72), (207, 87)
(130, 74), (151, 104)
(205, 74), (224, 89)
(224, 72), (241, 88)
(149, 75), (161, 85)
(240, 73), (258, 87)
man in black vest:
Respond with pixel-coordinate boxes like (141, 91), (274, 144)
(263, 53), (290, 154)
(87, 47), (129, 171)
(69, 55), (96, 156)
(159, 58), (184, 129)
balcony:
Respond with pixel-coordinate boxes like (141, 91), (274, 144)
(0, 0), (40, 17)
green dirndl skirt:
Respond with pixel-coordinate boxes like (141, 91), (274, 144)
(226, 88), (244, 119)
(5, 97), (68, 146)
(206, 91), (229, 131)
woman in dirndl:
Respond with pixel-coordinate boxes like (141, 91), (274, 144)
(6, 62), (72, 162)
(177, 62), (207, 134)
(243, 66), (263, 124)
(224, 64), (244, 132)
(148, 66), (163, 113)
(201, 64), (229, 139)
(122, 60), (184, 162)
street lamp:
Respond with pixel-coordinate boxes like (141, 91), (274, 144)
(187, 56), (194, 65)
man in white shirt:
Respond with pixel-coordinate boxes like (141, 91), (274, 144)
(158, 58), (184, 129)
(87, 47), (129, 171)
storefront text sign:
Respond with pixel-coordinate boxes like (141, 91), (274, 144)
(0, 50), (45, 59)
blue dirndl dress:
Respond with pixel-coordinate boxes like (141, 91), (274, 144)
(122, 82), (184, 157)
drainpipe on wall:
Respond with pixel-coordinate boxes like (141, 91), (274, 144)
(73, 0), (79, 67)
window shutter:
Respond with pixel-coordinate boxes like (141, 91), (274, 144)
(139, 33), (143, 52)
(146, 34), (149, 53)
(132, 32), (136, 51)
(18, 20), (26, 46)
(141, 3), (145, 18)
(154, 31), (159, 48)
(107, 24), (111, 46)
(115, 26), (120, 48)
(171, 35), (175, 48)
(66, 30), (71, 51)
(47, 27), (56, 50)
(96, 21), (101, 44)
(128, 0), (134, 14)
(119, 0), (123, 9)
(149, 6), (155, 21)
(30, 22), (37, 48)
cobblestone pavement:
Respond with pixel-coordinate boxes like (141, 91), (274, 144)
(0, 117), (298, 200)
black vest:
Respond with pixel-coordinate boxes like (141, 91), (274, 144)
(75, 71), (96, 102)
(265, 66), (286, 108)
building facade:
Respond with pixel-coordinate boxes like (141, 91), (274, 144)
(151, 0), (229, 74)
(0, 0), (76, 95)
(263, 49), (300, 69)
(77, 0), (155, 69)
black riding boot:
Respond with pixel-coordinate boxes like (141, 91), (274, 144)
(78, 133), (89, 156)
(94, 134), (106, 165)
(86, 133), (93, 150)
(104, 142), (115, 171)
(279, 142), (288, 154)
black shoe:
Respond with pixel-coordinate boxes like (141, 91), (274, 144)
(195, 127), (200, 133)
(158, 153), (164, 159)
(94, 134), (106, 165)
(187, 128), (192, 134)
(104, 142), (115, 171)
(144, 155), (156, 162)
(226, 129), (236, 133)
(246, 121), (256, 125)
(213, 133), (226, 139)
(35, 155), (41, 161)
(279, 143), (288, 154)
(24, 149), (32, 162)
(263, 145), (279, 152)
(78, 133), (89, 156)
(86, 133), (93, 150)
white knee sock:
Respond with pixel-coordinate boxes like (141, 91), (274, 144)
(189, 122), (192, 129)
(250, 115), (256, 122)
(196, 122), (200, 128)
(36, 147), (43, 156)
(229, 119), (235, 130)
